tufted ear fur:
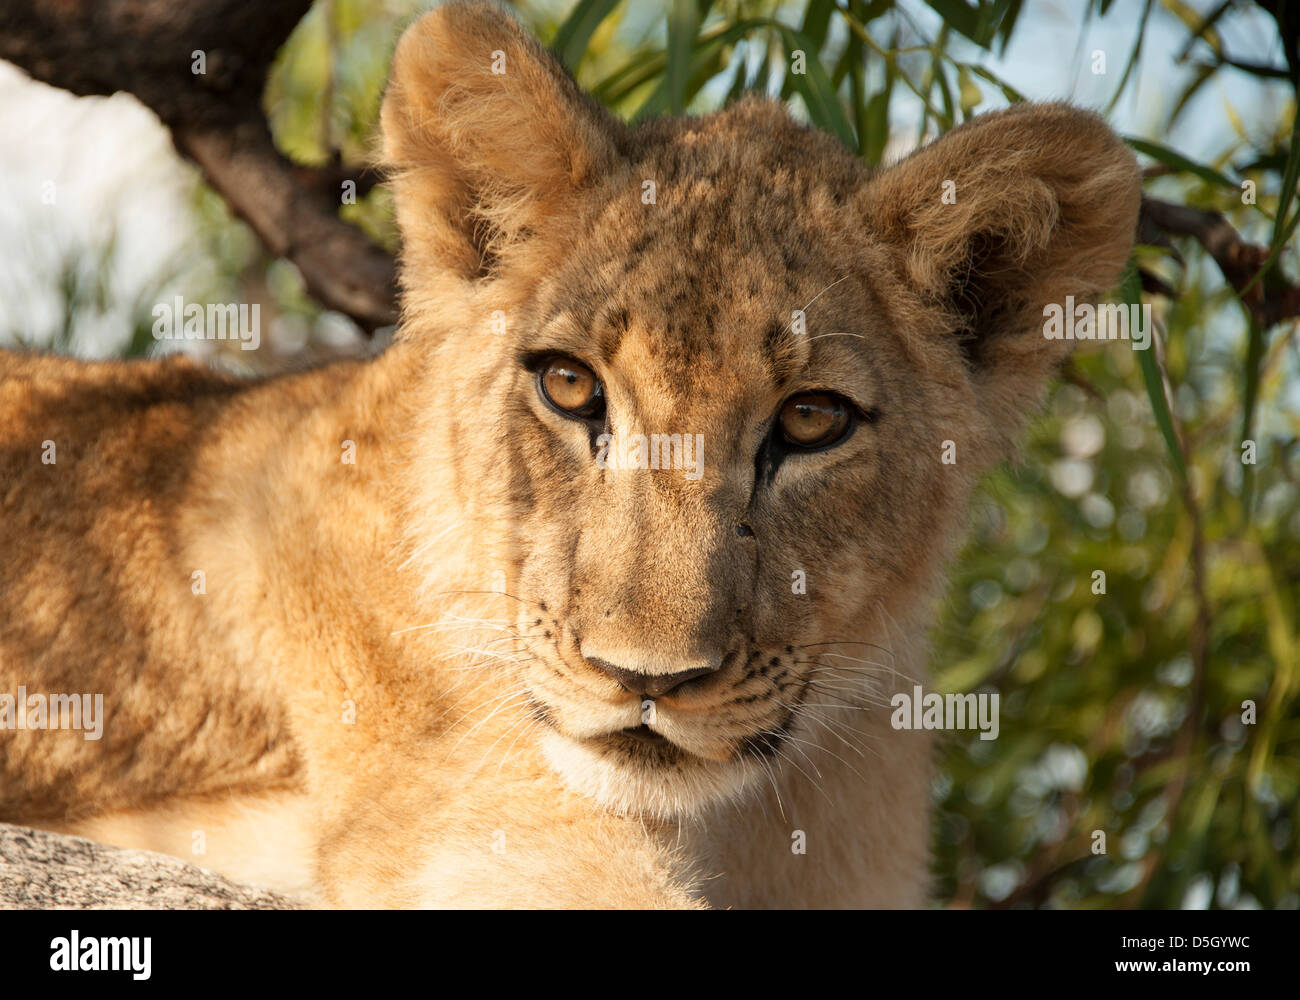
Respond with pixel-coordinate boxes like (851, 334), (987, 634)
(380, 1), (624, 302)
(859, 103), (1141, 439)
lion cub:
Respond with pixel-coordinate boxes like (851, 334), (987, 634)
(0, 1), (1139, 907)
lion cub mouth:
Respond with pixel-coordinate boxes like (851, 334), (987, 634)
(600, 723), (750, 764)
(617, 724), (671, 746)
(581, 725), (695, 770)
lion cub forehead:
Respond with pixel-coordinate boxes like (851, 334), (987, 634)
(542, 213), (853, 363)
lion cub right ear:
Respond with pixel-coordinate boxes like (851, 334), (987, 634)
(380, 1), (623, 297)
(857, 103), (1141, 454)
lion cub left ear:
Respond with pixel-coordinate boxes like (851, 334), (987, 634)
(381, 1), (624, 291)
(859, 103), (1141, 428)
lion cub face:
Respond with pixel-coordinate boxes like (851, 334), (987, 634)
(505, 148), (939, 816)
(383, 3), (1140, 817)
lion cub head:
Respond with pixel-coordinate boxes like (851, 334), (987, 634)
(381, 1), (1140, 818)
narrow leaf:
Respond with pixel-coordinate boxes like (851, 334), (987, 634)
(551, 0), (624, 71)
(1125, 261), (1188, 486)
(1126, 136), (1240, 190)
(778, 25), (856, 148)
(665, 0), (702, 114)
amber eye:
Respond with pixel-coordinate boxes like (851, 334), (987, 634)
(538, 356), (604, 419)
(777, 392), (853, 450)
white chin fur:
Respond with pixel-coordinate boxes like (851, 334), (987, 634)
(540, 730), (759, 820)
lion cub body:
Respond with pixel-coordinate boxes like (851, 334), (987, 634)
(0, 348), (928, 907)
(0, 2), (1139, 907)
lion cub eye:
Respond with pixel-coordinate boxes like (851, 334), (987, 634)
(778, 392), (853, 450)
(538, 356), (604, 419)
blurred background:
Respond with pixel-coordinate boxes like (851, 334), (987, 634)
(0, 0), (1295, 908)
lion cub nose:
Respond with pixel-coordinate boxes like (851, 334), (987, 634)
(585, 658), (718, 698)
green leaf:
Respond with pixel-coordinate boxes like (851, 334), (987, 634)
(777, 25), (856, 148)
(1268, 103), (1300, 260)
(922, 0), (986, 47)
(1174, 0), (1231, 61)
(629, 19), (766, 119)
(1239, 316), (1265, 522)
(798, 0), (836, 51)
(859, 23), (898, 165)
(1105, 0), (1153, 115)
(915, 25), (954, 135)
(846, 1), (867, 156)
(956, 64), (982, 114)
(1166, 62), (1217, 131)
(828, 41), (853, 91)
(961, 62), (1025, 103)
(781, 0), (834, 100)
(591, 47), (666, 104)
(992, 0), (1023, 52)
(1125, 136), (1239, 191)
(860, 85), (892, 165)
(551, 0), (624, 72)
(747, 42), (774, 96)
(665, 0), (703, 114)
(1234, 109), (1300, 471)
(934, 59), (956, 124)
(724, 42), (750, 104)
(1124, 261), (1188, 486)
(1234, 107), (1300, 303)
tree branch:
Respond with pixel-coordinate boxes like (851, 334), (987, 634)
(0, 0), (397, 331)
(1140, 195), (1300, 331)
(175, 120), (397, 330)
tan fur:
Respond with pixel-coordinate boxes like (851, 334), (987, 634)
(0, 1), (1140, 907)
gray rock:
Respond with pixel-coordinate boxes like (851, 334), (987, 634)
(0, 823), (301, 909)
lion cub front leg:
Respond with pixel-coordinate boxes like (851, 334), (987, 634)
(314, 760), (706, 909)
(409, 814), (707, 909)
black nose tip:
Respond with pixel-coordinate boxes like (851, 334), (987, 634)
(587, 659), (718, 698)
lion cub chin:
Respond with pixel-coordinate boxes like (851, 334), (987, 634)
(0, 0), (1138, 908)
